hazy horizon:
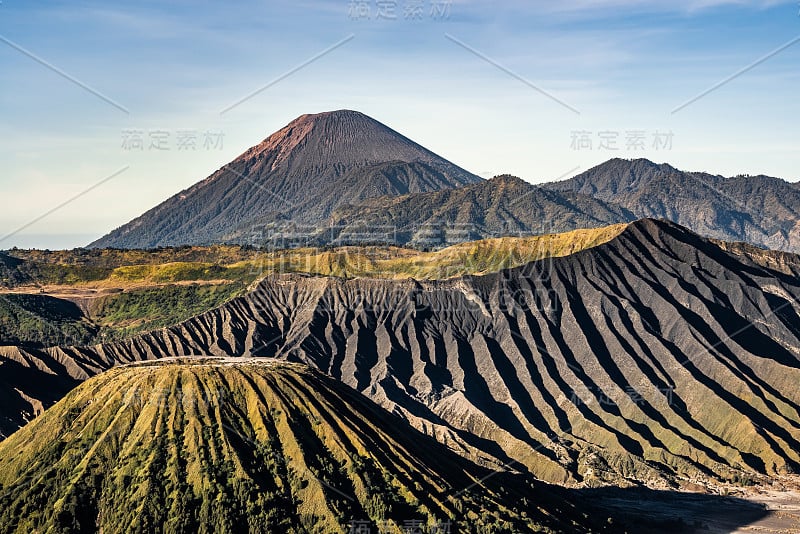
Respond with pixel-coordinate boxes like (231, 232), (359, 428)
(2, 0), (798, 249)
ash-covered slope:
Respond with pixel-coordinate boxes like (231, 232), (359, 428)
(90, 111), (480, 248)
(0, 358), (602, 534)
(544, 158), (800, 252)
(7, 219), (800, 487)
(325, 175), (635, 246)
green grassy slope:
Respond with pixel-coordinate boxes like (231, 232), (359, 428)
(0, 225), (627, 347)
(88, 282), (247, 339)
(0, 359), (606, 533)
(0, 294), (97, 346)
(2, 225), (627, 288)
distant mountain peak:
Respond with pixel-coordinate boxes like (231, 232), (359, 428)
(90, 111), (481, 249)
(243, 109), (407, 167)
(544, 158), (800, 252)
(485, 174), (529, 184)
(589, 157), (677, 177)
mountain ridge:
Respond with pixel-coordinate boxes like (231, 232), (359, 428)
(324, 174), (636, 247)
(87, 110), (800, 253)
(6, 219), (800, 489)
(90, 110), (481, 249)
(544, 157), (800, 251)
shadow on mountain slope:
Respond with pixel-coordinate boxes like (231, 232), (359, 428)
(569, 486), (781, 533)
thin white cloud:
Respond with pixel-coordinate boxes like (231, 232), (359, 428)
(464, 0), (792, 14)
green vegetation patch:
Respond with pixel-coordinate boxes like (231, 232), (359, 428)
(0, 294), (97, 347)
(89, 282), (247, 336)
(0, 361), (594, 533)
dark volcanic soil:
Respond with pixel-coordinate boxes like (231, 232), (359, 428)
(4, 219), (800, 490)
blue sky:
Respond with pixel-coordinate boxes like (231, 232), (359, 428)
(1, 0), (798, 248)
